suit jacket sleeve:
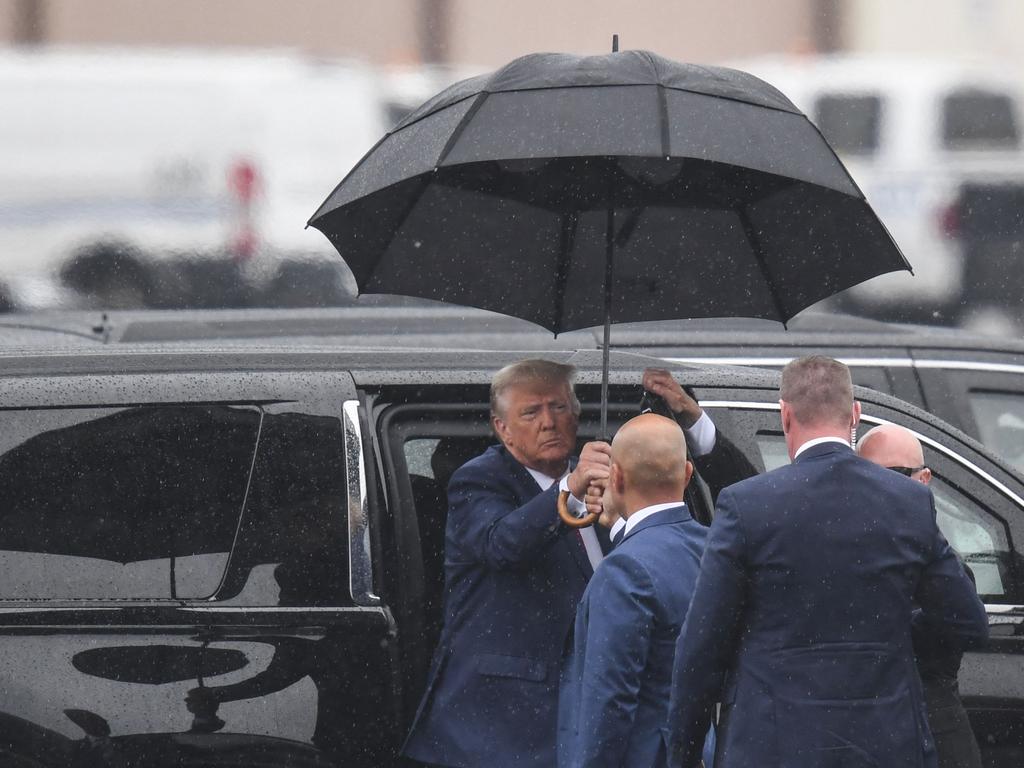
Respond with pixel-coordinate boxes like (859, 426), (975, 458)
(668, 487), (748, 768)
(913, 493), (989, 652)
(573, 555), (656, 768)
(690, 428), (758, 506)
(446, 462), (562, 570)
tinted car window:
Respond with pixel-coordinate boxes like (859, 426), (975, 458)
(930, 474), (1010, 598)
(0, 404), (260, 600)
(942, 89), (1019, 149)
(220, 409), (351, 607)
(813, 93), (882, 155)
(405, 437), (441, 479)
(968, 390), (1024, 471)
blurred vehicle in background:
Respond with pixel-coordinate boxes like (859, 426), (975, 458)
(739, 54), (1024, 330)
(0, 47), (427, 310)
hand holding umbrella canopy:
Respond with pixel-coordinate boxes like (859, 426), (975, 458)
(309, 48), (910, 521)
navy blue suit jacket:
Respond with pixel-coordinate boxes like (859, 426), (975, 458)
(559, 505), (707, 768)
(667, 442), (989, 768)
(403, 444), (596, 768)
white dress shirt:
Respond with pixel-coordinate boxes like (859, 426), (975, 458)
(793, 436), (850, 458)
(623, 500), (686, 537)
(526, 467), (604, 571)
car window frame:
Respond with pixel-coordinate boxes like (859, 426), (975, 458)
(0, 370), (371, 610)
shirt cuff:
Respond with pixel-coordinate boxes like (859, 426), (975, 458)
(684, 410), (717, 457)
(558, 475), (587, 518)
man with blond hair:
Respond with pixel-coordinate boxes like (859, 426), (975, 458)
(405, 358), (750, 768)
(668, 356), (987, 768)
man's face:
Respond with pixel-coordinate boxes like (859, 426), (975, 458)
(857, 427), (932, 485)
(492, 380), (578, 476)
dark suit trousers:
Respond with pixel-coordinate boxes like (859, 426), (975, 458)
(924, 677), (982, 768)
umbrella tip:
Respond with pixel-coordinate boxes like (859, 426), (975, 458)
(612, 34), (619, 53)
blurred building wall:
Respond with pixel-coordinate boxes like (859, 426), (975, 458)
(442, 0), (819, 67)
(0, 0), (827, 67)
(844, 0), (1024, 72)
(0, 0), (422, 62)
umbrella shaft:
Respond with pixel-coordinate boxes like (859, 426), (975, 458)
(601, 187), (614, 441)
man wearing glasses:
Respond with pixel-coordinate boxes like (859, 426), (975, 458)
(858, 423), (983, 768)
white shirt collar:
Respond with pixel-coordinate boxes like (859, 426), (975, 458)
(794, 436), (850, 459)
(623, 501), (685, 537)
(524, 466), (557, 490)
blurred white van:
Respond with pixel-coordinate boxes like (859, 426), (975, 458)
(0, 47), (389, 305)
(736, 54), (1024, 324)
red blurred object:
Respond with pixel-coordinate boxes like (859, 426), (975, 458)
(939, 199), (962, 239)
(229, 159), (261, 203)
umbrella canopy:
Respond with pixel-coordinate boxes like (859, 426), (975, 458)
(309, 49), (910, 334)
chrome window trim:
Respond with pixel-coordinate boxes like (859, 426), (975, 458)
(343, 400), (381, 607)
(700, 399), (1024, 617)
(665, 356), (1024, 376)
(664, 356), (915, 368)
(699, 400), (1024, 509)
(914, 359), (1024, 376)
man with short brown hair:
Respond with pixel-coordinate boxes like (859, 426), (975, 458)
(668, 355), (988, 768)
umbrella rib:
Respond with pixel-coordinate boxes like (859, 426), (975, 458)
(657, 84), (670, 158)
(308, 131), (391, 225)
(739, 207), (789, 326)
(435, 91), (491, 168)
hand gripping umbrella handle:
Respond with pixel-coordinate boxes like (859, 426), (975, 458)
(557, 490), (599, 528)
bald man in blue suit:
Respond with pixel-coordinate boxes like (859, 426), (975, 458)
(559, 413), (709, 768)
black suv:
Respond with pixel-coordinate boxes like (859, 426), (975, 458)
(0, 345), (1021, 767)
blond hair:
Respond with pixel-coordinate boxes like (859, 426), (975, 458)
(490, 359), (580, 419)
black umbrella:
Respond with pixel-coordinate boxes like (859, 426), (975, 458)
(309, 47), (909, 438)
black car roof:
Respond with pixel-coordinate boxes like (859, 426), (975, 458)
(0, 344), (770, 383)
(1, 307), (1021, 357)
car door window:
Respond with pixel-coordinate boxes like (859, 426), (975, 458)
(967, 390), (1024, 472)
(942, 89), (1019, 150)
(813, 93), (883, 156)
(0, 404), (260, 600)
(929, 474), (1009, 597)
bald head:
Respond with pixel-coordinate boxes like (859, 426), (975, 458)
(605, 413), (693, 517)
(857, 424), (931, 484)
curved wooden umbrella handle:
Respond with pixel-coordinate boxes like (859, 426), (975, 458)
(558, 490), (599, 529)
